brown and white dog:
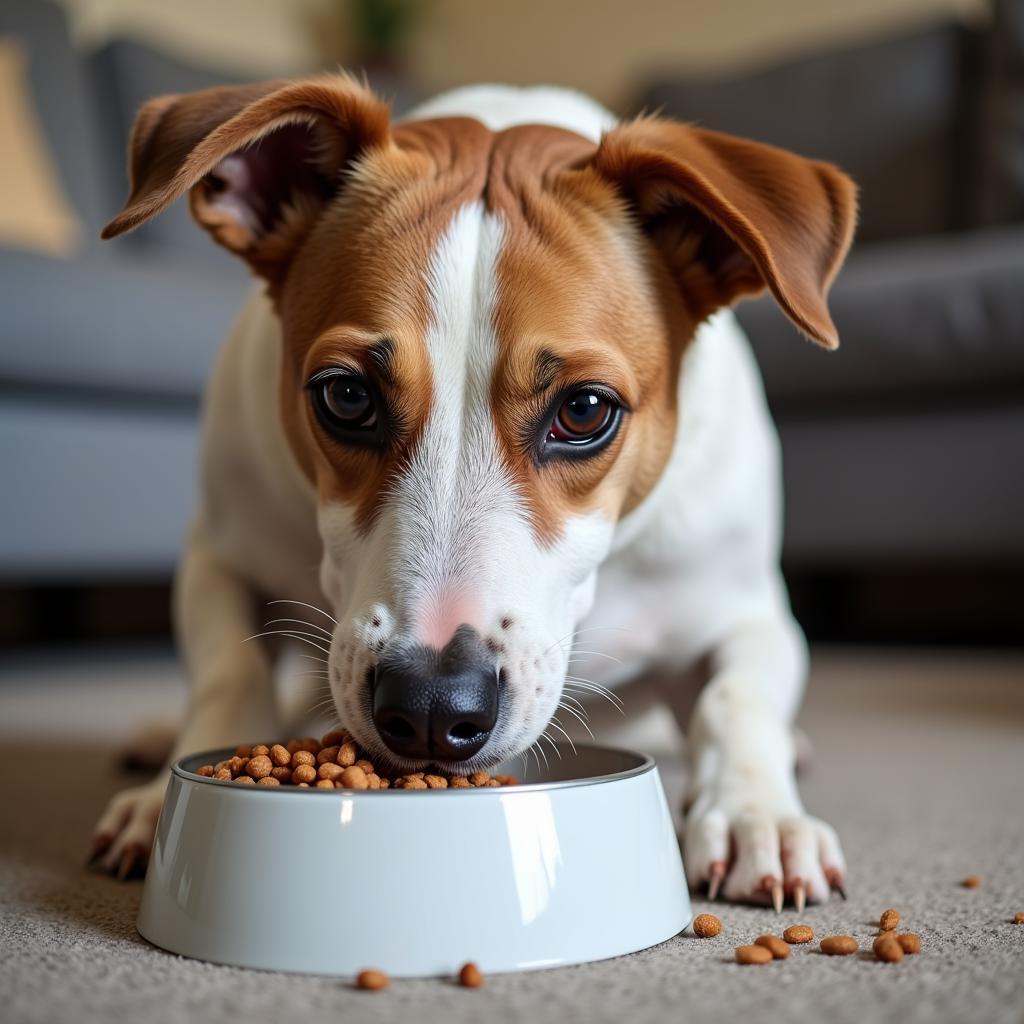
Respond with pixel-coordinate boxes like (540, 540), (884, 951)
(93, 78), (856, 906)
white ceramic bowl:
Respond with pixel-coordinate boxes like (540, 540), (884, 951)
(138, 744), (690, 977)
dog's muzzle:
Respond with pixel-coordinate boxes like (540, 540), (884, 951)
(371, 625), (500, 761)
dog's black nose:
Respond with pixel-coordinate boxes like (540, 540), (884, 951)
(372, 626), (499, 761)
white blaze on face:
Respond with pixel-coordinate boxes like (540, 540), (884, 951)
(319, 200), (618, 764)
(389, 201), (510, 643)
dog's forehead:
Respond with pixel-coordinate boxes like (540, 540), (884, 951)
(285, 118), (626, 345)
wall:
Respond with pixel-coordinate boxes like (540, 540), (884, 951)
(57, 0), (988, 107)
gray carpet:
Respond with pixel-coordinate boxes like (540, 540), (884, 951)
(1, 647), (1023, 1024)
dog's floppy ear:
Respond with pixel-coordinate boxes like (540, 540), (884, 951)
(589, 119), (857, 349)
(102, 74), (391, 283)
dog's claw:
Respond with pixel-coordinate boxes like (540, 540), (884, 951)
(759, 875), (784, 913)
(116, 844), (145, 881)
(793, 881), (806, 914)
(825, 867), (847, 900)
(706, 861), (726, 902)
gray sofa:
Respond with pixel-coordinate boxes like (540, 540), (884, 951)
(1, 0), (248, 581)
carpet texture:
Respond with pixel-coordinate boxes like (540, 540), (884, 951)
(1, 647), (1023, 1024)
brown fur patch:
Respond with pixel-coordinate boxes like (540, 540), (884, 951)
(274, 117), (493, 532)
(484, 125), (694, 543)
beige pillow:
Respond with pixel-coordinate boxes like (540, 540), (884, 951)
(0, 37), (82, 257)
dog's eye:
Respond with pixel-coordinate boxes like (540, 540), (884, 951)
(548, 390), (617, 445)
(309, 372), (378, 434)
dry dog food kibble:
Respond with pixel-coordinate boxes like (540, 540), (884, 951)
(873, 934), (904, 962)
(692, 914), (722, 938)
(458, 962), (484, 988)
(896, 933), (921, 954)
(1015, 913), (1024, 925)
(754, 935), (791, 960)
(356, 969), (389, 991)
(735, 944), (773, 965)
(961, 875), (982, 889)
(820, 935), (858, 956)
(246, 755), (273, 780)
(783, 924), (814, 944)
(879, 908), (900, 931)
(194, 732), (519, 791)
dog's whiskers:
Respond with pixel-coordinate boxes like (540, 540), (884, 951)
(566, 649), (623, 665)
(564, 673), (623, 699)
(264, 616), (333, 639)
(544, 624), (631, 656)
(564, 677), (625, 712)
(539, 730), (562, 761)
(547, 716), (577, 754)
(267, 598), (337, 624)
(242, 629), (331, 656)
(558, 691), (587, 711)
(307, 698), (336, 717)
(556, 700), (595, 738)
(305, 689), (340, 718)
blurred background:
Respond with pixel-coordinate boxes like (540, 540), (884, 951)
(1, 0), (1022, 653)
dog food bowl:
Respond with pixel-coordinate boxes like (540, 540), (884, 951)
(138, 744), (690, 977)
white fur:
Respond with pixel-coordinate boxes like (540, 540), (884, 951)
(95, 86), (844, 904)
(404, 84), (616, 142)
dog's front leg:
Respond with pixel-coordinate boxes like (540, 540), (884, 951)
(90, 521), (279, 877)
(683, 612), (845, 909)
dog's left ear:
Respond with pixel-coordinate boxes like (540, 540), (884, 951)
(101, 74), (391, 285)
(589, 119), (857, 349)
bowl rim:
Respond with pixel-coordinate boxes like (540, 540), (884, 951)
(173, 742), (656, 795)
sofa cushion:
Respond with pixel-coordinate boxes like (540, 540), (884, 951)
(0, 38), (83, 258)
(0, 249), (249, 399)
(737, 225), (1024, 407)
(0, 394), (198, 578)
(89, 39), (244, 267)
(0, 0), (108, 242)
(776, 401), (1024, 565)
(637, 23), (970, 242)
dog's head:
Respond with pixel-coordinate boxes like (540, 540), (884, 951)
(104, 75), (855, 772)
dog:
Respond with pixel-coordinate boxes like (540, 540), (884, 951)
(91, 77), (856, 907)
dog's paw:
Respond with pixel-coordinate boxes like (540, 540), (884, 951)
(684, 807), (845, 910)
(88, 778), (167, 880)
